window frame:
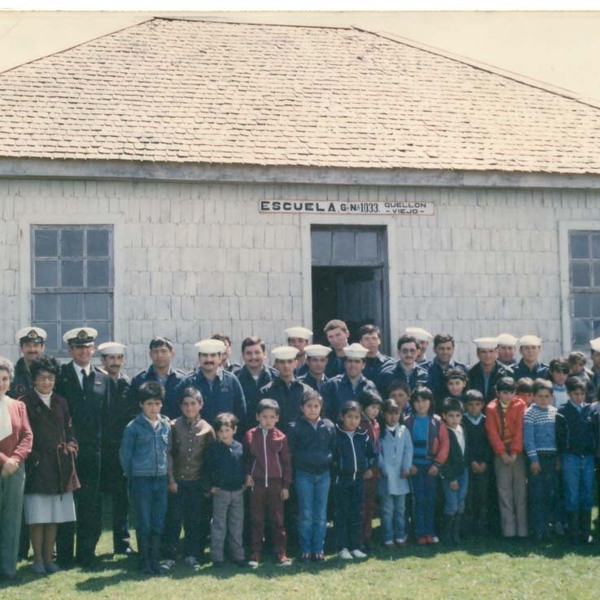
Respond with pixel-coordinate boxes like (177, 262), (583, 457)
(30, 224), (115, 356)
(559, 221), (600, 353)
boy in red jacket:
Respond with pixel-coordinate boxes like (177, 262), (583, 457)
(485, 377), (528, 539)
(244, 398), (292, 567)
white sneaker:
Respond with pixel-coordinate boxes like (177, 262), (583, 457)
(161, 559), (176, 571)
(395, 536), (408, 545)
(184, 556), (200, 570)
(338, 548), (353, 560)
(351, 548), (368, 559)
(429, 536), (440, 544)
(383, 541), (395, 548)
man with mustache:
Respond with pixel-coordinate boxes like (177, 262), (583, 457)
(8, 327), (47, 399)
(178, 338), (246, 430)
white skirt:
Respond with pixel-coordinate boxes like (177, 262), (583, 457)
(24, 492), (76, 524)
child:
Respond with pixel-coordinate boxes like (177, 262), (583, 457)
(523, 379), (558, 543)
(287, 390), (336, 563)
(549, 358), (570, 410)
(556, 376), (596, 544)
(440, 398), (469, 545)
(162, 387), (215, 570)
(461, 390), (493, 538)
(119, 381), (171, 575)
(404, 386), (449, 545)
(568, 351), (592, 386)
(485, 377), (528, 539)
(442, 369), (467, 413)
(333, 401), (377, 559)
(387, 379), (411, 420)
(377, 398), (413, 547)
(244, 399), (292, 566)
(358, 390), (382, 552)
(203, 413), (247, 568)
(516, 378), (534, 406)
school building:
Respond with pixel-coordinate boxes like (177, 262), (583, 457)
(1, 17), (600, 372)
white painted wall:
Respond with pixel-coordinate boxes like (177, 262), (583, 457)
(0, 177), (597, 374)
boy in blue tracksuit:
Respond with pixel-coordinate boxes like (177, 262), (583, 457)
(556, 376), (597, 544)
(288, 390), (336, 563)
(120, 381), (171, 575)
(333, 400), (377, 560)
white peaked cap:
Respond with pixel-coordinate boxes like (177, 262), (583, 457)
(63, 327), (98, 345)
(16, 327), (47, 344)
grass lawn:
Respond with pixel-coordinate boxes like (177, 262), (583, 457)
(2, 525), (599, 600)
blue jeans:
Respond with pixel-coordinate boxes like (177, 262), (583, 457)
(561, 453), (595, 511)
(411, 464), (438, 538)
(442, 468), (469, 516)
(528, 454), (558, 536)
(295, 470), (331, 554)
(379, 493), (407, 543)
(131, 476), (168, 540)
(163, 479), (205, 559)
(334, 476), (364, 551)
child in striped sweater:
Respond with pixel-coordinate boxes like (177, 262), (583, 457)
(523, 378), (558, 542)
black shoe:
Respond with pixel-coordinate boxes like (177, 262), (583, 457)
(114, 546), (134, 556)
(234, 560), (248, 568)
(212, 561), (225, 568)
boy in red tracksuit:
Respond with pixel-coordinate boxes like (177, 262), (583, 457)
(244, 399), (292, 567)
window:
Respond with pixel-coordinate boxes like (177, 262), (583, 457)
(569, 230), (600, 348)
(31, 225), (113, 354)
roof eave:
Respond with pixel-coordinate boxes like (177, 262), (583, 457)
(1, 157), (600, 190)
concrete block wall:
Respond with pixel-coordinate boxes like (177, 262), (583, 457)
(0, 176), (598, 374)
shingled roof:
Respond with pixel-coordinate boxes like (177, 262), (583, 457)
(1, 17), (600, 174)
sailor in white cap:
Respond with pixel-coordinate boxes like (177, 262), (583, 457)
(298, 344), (331, 393)
(95, 341), (134, 555)
(55, 326), (110, 568)
(405, 327), (433, 366)
(9, 326), (47, 399)
(284, 326), (313, 377)
(177, 339), (246, 428)
(257, 346), (311, 432)
(466, 337), (513, 404)
(378, 334), (429, 398)
(211, 333), (241, 373)
(321, 343), (379, 421)
(496, 333), (519, 369)
(513, 335), (549, 381)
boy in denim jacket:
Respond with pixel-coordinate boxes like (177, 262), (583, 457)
(120, 381), (171, 575)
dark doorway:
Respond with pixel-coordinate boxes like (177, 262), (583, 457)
(311, 226), (389, 352)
